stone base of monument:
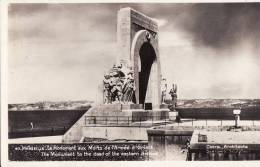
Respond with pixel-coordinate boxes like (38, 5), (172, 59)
(62, 104), (170, 143)
(159, 104), (169, 109)
(169, 111), (178, 121)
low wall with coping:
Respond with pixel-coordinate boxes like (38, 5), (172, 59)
(62, 104), (169, 143)
(81, 126), (148, 141)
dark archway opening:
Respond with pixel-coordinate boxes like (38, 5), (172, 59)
(139, 42), (156, 106)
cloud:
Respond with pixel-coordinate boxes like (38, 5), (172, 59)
(9, 4), (117, 42)
(8, 3), (260, 103)
(173, 3), (260, 50)
(8, 3), (118, 103)
(160, 32), (260, 99)
(152, 18), (168, 27)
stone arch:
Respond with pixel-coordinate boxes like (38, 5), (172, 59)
(130, 30), (161, 108)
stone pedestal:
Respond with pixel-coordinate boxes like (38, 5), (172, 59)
(63, 104), (169, 143)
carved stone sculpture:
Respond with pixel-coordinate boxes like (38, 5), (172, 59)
(103, 62), (135, 104)
(169, 84), (177, 107)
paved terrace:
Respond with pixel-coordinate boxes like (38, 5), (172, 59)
(191, 130), (260, 144)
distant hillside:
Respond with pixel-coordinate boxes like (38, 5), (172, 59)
(8, 100), (93, 111)
(165, 99), (260, 108)
(9, 99), (260, 111)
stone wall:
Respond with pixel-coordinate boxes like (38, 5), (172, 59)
(82, 126), (148, 141)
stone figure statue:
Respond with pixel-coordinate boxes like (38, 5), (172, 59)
(103, 74), (111, 104)
(169, 84), (177, 107)
(161, 78), (167, 104)
(122, 70), (135, 103)
(103, 63), (135, 104)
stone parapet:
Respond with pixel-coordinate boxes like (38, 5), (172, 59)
(63, 104), (169, 143)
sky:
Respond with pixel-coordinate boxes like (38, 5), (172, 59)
(8, 3), (260, 103)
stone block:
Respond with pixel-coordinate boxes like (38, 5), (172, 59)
(160, 104), (169, 109)
(121, 104), (143, 110)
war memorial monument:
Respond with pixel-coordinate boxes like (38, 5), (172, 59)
(63, 7), (176, 143)
(62, 7), (260, 161)
(7, 5), (260, 162)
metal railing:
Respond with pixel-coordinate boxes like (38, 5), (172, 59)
(82, 115), (260, 128)
(83, 115), (172, 127)
(175, 118), (258, 127)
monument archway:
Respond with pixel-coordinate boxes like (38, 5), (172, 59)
(64, 7), (170, 143)
(115, 7), (163, 109)
(139, 42), (156, 105)
(131, 30), (161, 108)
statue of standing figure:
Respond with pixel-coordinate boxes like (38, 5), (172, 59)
(161, 78), (167, 104)
(109, 63), (123, 103)
(103, 74), (111, 104)
(121, 70), (135, 103)
(169, 84), (177, 107)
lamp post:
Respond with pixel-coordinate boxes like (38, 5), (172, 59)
(233, 109), (241, 128)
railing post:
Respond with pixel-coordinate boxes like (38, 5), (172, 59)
(152, 116), (153, 126)
(128, 117), (130, 126)
(140, 117), (141, 127)
(117, 116), (118, 125)
(221, 120), (222, 126)
(84, 116), (86, 125)
(192, 118), (193, 126)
